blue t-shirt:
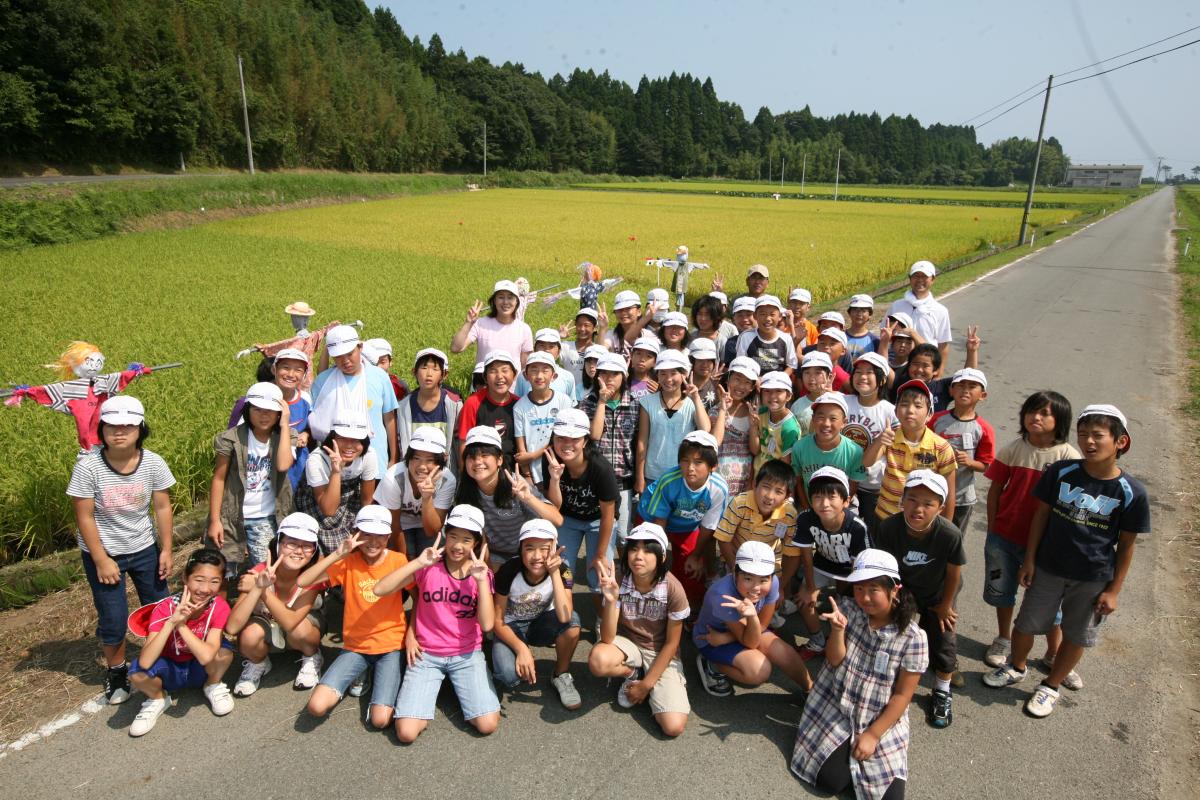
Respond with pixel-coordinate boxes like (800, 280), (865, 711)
(1032, 459), (1151, 582)
(692, 572), (779, 646)
(310, 364), (399, 476)
(639, 468), (730, 535)
(846, 331), (880, 362)
(637, 393), (699, 482)
(791, 435), (868, 499)
(514, 371), (578, 404)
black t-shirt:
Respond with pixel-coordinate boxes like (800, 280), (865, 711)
(874, 514), (966, 608)
(1033, 459), (1151, 582)
(793, 508), (872, 579)
(743, 334), (791, 374)
(494, 557), (574, 623)
(475, 396), (517, 459)
(888, 371), (952, 413)
(553, 454), (619, 522)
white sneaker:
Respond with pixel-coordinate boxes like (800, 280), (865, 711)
(348, 674), (366, 697)
(294, 652), (323, 690)
(233, 657), (272, 697)
(982, 663), (1028, 688)
(1038, 656), (1084, 691)
(616, 668), (643, 709)
(780, 598), (800, 616)
(1025, 683), (1060, 718)
(203, 682), (235, 716)
(984, 636), (1011, 669)
(551, 672), (582, 710)
(769, 612), (787, 630)
(129, 695), (173, 737)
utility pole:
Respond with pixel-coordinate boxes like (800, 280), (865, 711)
(800, 152), (807, 194)
(768, 152), (772, 183)
(781, 157), (786, 187)
(483, 122), (488, 177)
(1153, 156), (1163, 186)
(237, 55), (255, 175)
(833, 148), (841, 201)
(1018, 74), (1054, 246)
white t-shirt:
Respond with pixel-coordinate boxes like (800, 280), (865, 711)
(513, 391), (575, 484)
(844, 396), (899, 492)
(66, 449), (176, 556)
(241, 433), (276, 519)
(375, 463), (458, 531)
(887, 293), (953, 346)
(304, 450), (380, 487)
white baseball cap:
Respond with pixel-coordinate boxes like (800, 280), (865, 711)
(759, 371), (793, 393)
(473, 362), (485, 375)
(647, 288), (670, 306)
(354, 505), (392, 536)
(491, 279), (520, 297)
(754, 294), (784, 311)
(654, 350), (690, 372)
(363, 338), (393, 365)
(631, 335), (661, 355)
(524, 351), (558, 372)
(613, 290), (641, 311)
(845, 549), (901, 583)
(519, 518), (558, 542)
(483, 350), (518, 370)
(809, 465), (850, 494)
(854, 351), (891, 374)
(1078, 403), (1131, 452)
(687, 338), (718, 360)
(575, 308), (599, 322)
(245, 381), (284, 411)
(887, 311), (914, 329)
(465, 426), (503, 449)
(596, 352), (629, 375)
(276, 512), (319, 544)
(727, 356), (761, 382)
(818, 311), (846, 327)
(800, 351), (833, 372)
(331, 413), (371, 441)
(818, 327), (848, 347)
(326, 324), (361, 357)
(99, 395), (145, 426)
(626, 521), (669, 551)
(904, 469), (948, 501)
(662, 311), (689, 329)
(950, 367), (988, 390)
(811, 392), (849, 415)
(747, 264), (770, 278)
(909, 260), (937, 277)
(735, 540), (777, 577)
(534, 328), (561, 344)
(446, 503), (485, 533)
(732, 296), (757, 315)
(682, 430), (719, 451)
(552, 408), (591, 438)
(789, 288), (812, 303)
(414, 347), (449, 370)
(582, 344), (608, 360)
(273, 348), (310, 366)
(407, 427), (447, 455)
(848, 294), (874, 310)
(709, 291), (729, 305)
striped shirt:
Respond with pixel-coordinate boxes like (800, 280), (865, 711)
(876, 427), (955, 519)
(67, 448), (176, 556)
(713, 492), (799, 568)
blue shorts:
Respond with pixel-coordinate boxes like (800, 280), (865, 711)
(492, 609), (582, 688)
(983, 532), (1062, 624)
(394, 649), (499, 722)
(695, 640), (749, 667)
(130, 642), (233, 692)
(319, 649), (404, 710)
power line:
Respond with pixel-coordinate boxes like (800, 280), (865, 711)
(1054, 23), (1200, 78)
(970, 90), (1047, 130)
(960, 79), (1045, 125)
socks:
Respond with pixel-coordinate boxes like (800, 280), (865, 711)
(934, 677), (951, 693)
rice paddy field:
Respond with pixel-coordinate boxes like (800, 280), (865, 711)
(0, 185), (1104, 560)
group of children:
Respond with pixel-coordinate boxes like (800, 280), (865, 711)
(64, 260), (1150, 799)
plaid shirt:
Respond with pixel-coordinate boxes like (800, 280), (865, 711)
(580, 391), (637, 485)
(791, 603), (928, 800)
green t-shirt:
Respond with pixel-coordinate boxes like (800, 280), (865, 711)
(791, 434), (867, 501)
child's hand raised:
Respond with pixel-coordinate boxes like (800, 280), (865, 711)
(237, 572), (257, 594)
(545, 448), (565, 482)
(965, 325), (981, 353)
(465, 300), (484, 325)
(545, 545), (565, 573)
(596, 301), (609, 330)
(820, 597), (848, 630)
(169, 587), (200, 626)
(323, 445), (343, 474)
(416, 531), (445, 567)
(558, 322), (571, 340)
(644, 378), (659, 393)
(468, 542), (491, 582)
(254, 551), (278, 590)
(596, 558), (620, 606)
(416, 467), (443, 497)
(597, 381), (614, 402)
(720, 593), (759, 619)
(336, 532), (362, 558)
(506, 469), (534, 502)
(877, 426), (896, 448)
(710, 273), (724, 292)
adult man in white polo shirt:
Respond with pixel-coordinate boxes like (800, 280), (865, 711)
(887, 260), (952, 371)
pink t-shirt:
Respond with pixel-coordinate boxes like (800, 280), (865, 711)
(466, 316), (532, 365)
(148, 595), (231, 662)
(412, 561), (494, 657)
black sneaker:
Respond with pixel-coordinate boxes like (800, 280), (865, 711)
(105, 664), (130, 705)
(929, 689), (953, 728)
(695, 654), (733, 697)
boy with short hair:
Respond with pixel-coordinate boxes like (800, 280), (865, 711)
(886, 260), (953, 372)
(786, 287), (818, 349)
(514, 328), (578, 400)
(812, 327), (852, 390)
(722, 296), (759, 365)
(513, 352), (575, 485)
(984, 405), (1150, 719)
(457, 350), (520, 464)
(698, 458), (798, 577)
(844, 294), (880, 361)
(791, 392), (867, 508)
(929, 368), (995, 532)
(755, 371), (801, 471)
(874, 470), (965, 729)
(891, 326), (980, 410)
(789, 351), (833, 434)
(398, 348), (463, 470)
(735, 295), (798, 377)
(867, 379), (957, 523)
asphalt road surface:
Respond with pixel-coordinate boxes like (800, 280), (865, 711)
(0, 173), (195, 188)
(0, 189), (1186, 799)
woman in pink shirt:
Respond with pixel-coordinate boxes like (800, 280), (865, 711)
(450, 280), (533, 368)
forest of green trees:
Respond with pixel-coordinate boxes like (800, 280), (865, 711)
(0, 0), (1068, 185)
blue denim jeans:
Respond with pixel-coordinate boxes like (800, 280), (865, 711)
(393, 649), (499, 721)
(318, 649), (404, 710)
(81, 544), (168, 646)
(243, 515), (278, 568)
(557, 515), (614, 592)
(491, 608), (582, 688)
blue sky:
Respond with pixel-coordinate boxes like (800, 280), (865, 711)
(377, 0), (1199, 178)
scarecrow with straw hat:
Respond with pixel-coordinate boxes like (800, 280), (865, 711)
(235, 301), (358, 389)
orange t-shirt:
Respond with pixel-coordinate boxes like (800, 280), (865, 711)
(326, 550), (410, 654)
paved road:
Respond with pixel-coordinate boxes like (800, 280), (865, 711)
(0, 189), (1185, 799)
(0, 173), (195, 188)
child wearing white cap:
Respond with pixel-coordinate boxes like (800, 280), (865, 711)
(580, 353), (639, 547)
(299, 506), (412, 730)
(456, 350), (521, 465)
(626, 335), (661, 401)
(886, 260), (953, 367)
(590, 523), (692, 737)
(375, 427), (458, 558)
(514, 329), (579, 400)
(449, 280), (534, 368)
(687, 337), (723, 419)
(790, 351), (834, 436)
(226, 512), (326, 696)
(791, 549), (927, 800)
(294, 413), (380, 554)
(929, 368), (995, 532)
(396, 348), (462, 467)
(558, 307), (607, 390)
(844, 352), (899, 530)
(693, 541), (812, 697)
(715, 357), (761, 496)
(722, 295), (759, 365)
(785, 287), (818, 349)
(791, 392), (867, 509)
(985, 404), (1150, 719)
(226, 348), (313, 491)
(606, 290), (660, 356)
(634, 350), (712, 492)
(844, 294), (880, 361)
(735, 294), (799, 376)
(754, 370), (800, 474)
(207, 382), (297, 570)
(873, 470), (966, 729)
(362, 338), (410, 402)
(513, 352), (576, 485)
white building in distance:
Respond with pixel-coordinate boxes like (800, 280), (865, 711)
(1063, 164), (1143, 188)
